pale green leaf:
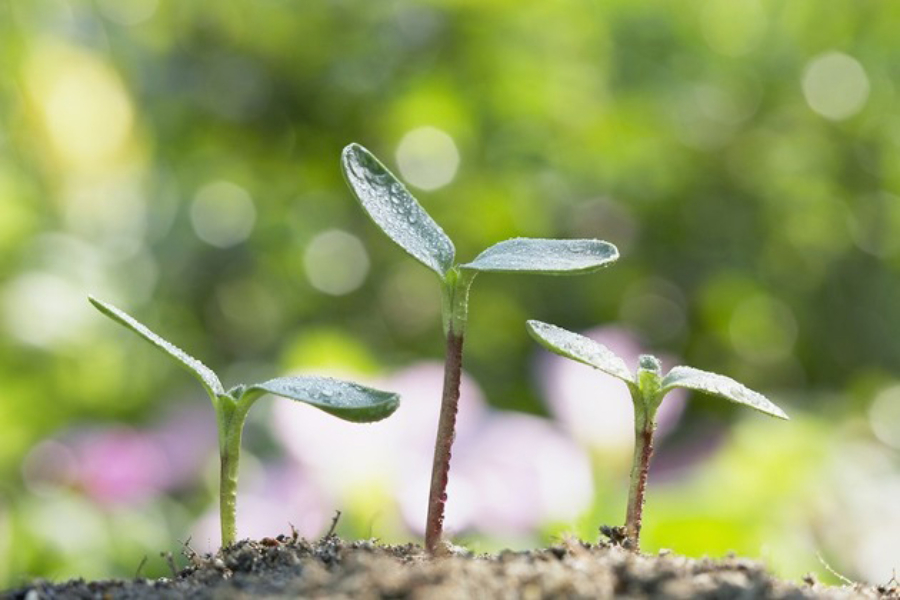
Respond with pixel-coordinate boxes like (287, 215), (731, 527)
(247, 376), (400, 423)
(461, 238), (618, 274)
(526, 320), (634, 385)
(660, 366), (789, 420)
(341, 143), (455, 278)
(89, 296), (225, 398)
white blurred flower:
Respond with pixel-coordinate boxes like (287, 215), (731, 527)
(817, 441), (900, 583)
(270, 362), (487, 499)
(399, 412), (593, 536)
(271, 361), (594, 539)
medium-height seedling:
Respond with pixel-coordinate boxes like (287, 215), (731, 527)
(89, 296), (399, 547)
(341, 143), (619, 553)
(526, 319), (789, 552)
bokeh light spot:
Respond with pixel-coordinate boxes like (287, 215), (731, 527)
(620, 278), (687, 344)
(25, 44), (135, 172)
(190, 181), (256, 248)
(847, 192), (900, 259)
(22, 440), (79, 497)
(303, 229), (370, 296)
(395, 126), (460, 191)
(2, 272), (90, 348)
(63, 176), (148, 254)
(728, 294), (797, 364)
(869, 385), (900, 450)
(802, 52), (870, 121)
(379, 263), (441, 335)
(216, 278), (282, 346)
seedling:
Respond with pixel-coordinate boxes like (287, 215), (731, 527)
(341, 143), (619, 553)
(88, 296), (399, 547)
(526, 319), (788, 552)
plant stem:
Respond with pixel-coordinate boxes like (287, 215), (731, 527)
(216, 398), (251, 548)
(426, 270), (473, 554)
(425, 330), (465, 554)
(219, 448), (239, 547)
(624, 408), (656, 552)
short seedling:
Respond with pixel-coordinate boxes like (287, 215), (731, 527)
(526, 319), (788, 552)
(89, 297), (399, 547)
(341, 143), (619, 553)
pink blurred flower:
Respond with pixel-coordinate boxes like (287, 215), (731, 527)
(74, 427), (170, 505)
(23, 405), (217, 505)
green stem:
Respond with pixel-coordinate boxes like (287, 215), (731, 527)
(216, 396), (253, 548)
(426, 269), (473, 554)
(624, 400), (656, 552)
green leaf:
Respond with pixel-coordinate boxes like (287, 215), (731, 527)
(88, 296), (225, 399)
(246, 376), (400, 423)
(460, 238), (618, 274)
(660, 366), (789, 420)
(526, 320), (634, 385)
(341, 143), (455, 278)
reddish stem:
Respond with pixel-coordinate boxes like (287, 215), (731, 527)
(425, 330), (465, 554)
(624, 420), (655, 551)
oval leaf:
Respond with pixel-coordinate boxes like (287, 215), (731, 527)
(460, 238), (618, 274)
(526, 320), (634, 385)
(247, 376), (400, 423)
(660, 366), (788, 420)
(88, 296), (224, 398)
(341, 143), (455, 278)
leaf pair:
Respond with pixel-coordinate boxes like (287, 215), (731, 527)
(526, 320), (788, 419)
(342, 143), (621, 552)
(341, 144), (619, 283)
(89, 297), (399, 422)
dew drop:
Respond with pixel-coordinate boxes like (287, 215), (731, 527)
(346, 158), (362, 179)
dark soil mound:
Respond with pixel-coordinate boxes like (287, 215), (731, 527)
(3, 536), (897, 599)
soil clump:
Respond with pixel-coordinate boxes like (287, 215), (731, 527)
(4, 535), (897, 599)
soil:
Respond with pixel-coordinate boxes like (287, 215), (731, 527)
(3, 534), (897, 599)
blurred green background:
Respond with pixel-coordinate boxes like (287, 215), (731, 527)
(2, 0), (900, 589)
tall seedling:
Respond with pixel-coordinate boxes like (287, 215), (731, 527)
(527, 319), (788, 551)
(341, 144), (619, 553)
(90, 297), (399, 547)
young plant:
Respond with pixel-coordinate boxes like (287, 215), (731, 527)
(526, 319), (789, 552)
(88, 296), (399, 547)
(341, 143), (619, 553)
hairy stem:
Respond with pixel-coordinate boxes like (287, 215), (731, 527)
(217, 399), (250, 548)
(624, 409), (656, 552)
(425, 271), (473, 554)
(219, 450), (239, 547)
(425, 330), (465, 554)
